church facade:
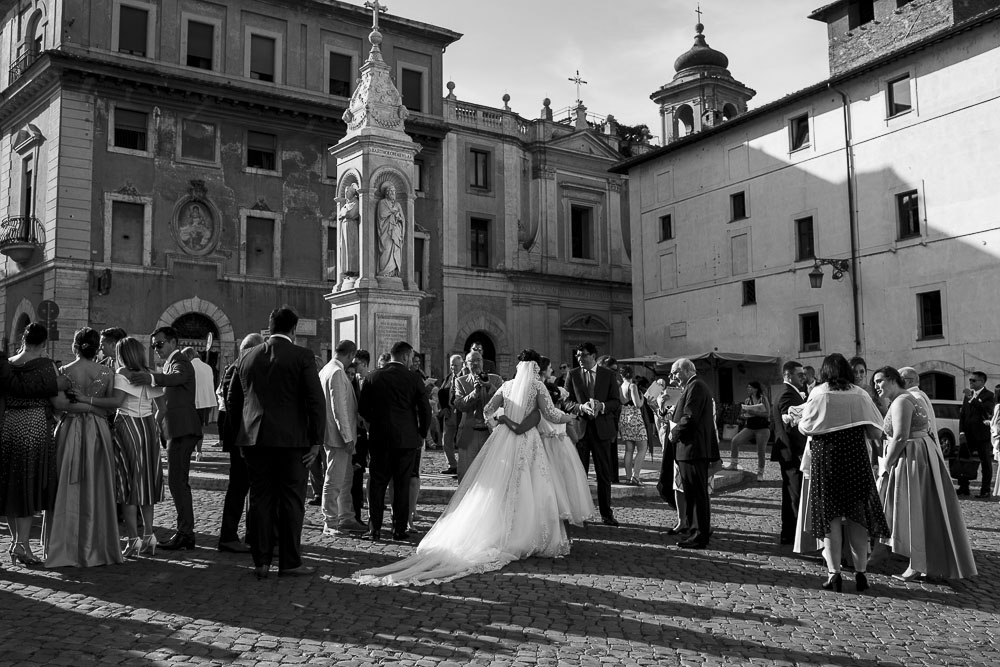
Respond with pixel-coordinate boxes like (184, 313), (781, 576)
(615, 2), (1000, 401)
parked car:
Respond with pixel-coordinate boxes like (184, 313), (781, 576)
(931, 399), (963, 458)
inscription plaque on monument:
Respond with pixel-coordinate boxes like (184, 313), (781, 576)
(374, 314), (411, 356)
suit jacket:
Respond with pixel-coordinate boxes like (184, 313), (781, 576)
(228, 336), (325, 449)
(771, 382), (807, 463)
(960, 387), (996, 447)
(669, 375), (719, 462)
(318, 358), (357, 450)
(358, 361), (431, 450)
(151, 350), (202, 440)
(564, 365), (621, 442)
(453, 372), (503, 440)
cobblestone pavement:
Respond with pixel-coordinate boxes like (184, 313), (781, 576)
(1, 450), (998, 666)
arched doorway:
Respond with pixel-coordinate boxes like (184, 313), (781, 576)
(172, 312), (221, 379)
(463, 331), (496, 364)
(919, 371), (956, 400)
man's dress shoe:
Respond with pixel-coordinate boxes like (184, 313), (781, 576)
(279, 565), (316, 577)
(253, 565), (270, 580)
(362, 530), (381, 542)
(391, 531), (410, 541)
(307, 497), (322, 506)
(601, 515), (620, 527)
(666, 525), (689, 536)
(160, 534), (196, 551)
(677, 539), (708, 549)
(218, 541), (251, 554)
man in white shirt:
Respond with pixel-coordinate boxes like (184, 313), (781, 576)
(319, 339), (367, 535)
(183, 347), (218, 462)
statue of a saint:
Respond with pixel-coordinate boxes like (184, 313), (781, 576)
(376, 183), (404, 277)
(336, 183), (360, 278)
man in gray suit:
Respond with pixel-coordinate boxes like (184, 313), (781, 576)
(452, 350), (502, 481)
(127, 325), (202, 551)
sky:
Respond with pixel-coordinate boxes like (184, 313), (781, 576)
(394, 0), (831, 143)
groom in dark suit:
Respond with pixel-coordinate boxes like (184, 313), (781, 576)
(358, 340), (432, 541)
(228, 307), (326, 578)
(959, 371), (996, 497)
(772, 360), (807, 545)
(667, 358), (719, 549)
(565, 342), (621, 526)
(128, 325), (202, 550)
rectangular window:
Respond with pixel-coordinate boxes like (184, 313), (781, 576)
(118, 5), (149, 56)
(470, 218), (489, 268)
(659, 214), (673, 241)
(113, 109), (148, 151)
(325, 143), (336, 179)
(246, 216), (274, 276)
(730, 191), (747, 220)
(848, 0), (875, 29)
(247, 131), (277, 171)
(742, 280), (756, 306)
(800, 312), (821, 352)
(414, 236), (425, 290)
(21, 155), (33, 218)
(470, 149), (489, 189)
(414, 160), (424, 192)
(180, 119), (217, 162)
(401, 68), (423, 112)
(110, 201), (144, 265)
(896, 190), (920, 239)
(789, 114), (810, 151)
(887, 75), (912, 117)
(917, 290), (943, 339)
(249, 34), (276, 82)
(326, 225), (337, 277)
(571, 205), (593, 260)
(795, 216), (815, 261)
(329, 52), (352, 97)
(186, 20), (214, 70)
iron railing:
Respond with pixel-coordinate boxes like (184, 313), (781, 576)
(8, 49), (39, 84)
(0, 216), (44, 248)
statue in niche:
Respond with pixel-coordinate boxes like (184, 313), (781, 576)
(336, 183), (361, 278)
(178, 202), (212, 253)
(376, 182), (404, 277)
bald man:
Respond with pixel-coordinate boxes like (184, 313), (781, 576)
(899, 367), (938, 442)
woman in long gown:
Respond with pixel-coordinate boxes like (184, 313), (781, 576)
(796, 353), (888, 593)
(45, 328), (123, 568)
(355, 349), (577, 586)
(538, 357), (595, 526)
(111, 337), (165, 557)
(873, 366), (977, 581)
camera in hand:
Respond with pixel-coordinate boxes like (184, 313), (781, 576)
(478, 372), (490, 383)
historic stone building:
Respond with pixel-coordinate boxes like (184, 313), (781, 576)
(614, 2), (1000, 403)
(0, 0), (458, 369)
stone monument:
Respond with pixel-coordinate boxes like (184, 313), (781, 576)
(326, 0), (423, 355)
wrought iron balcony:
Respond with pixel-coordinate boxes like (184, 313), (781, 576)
(8, 49), (39, 84)
(0, 216), (44, 264)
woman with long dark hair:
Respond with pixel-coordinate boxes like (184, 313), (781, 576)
(727, 381), (771, 480)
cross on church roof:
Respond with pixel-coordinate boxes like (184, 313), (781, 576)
(568, 69), (588, 103)
(365, 0), (388, 30)
(696, 3), (702, 23)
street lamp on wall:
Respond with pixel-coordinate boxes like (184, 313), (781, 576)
(808, 258), (851, 289)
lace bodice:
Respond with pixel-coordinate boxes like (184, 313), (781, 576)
(485, 379), (568, 425)
(60, 364), (113, 398)
(883, 393), (929, 438)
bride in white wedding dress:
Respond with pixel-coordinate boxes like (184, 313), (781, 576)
(354, 349), (579, 586)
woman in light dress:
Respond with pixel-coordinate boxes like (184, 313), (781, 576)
(873, 366), (976, 582)
(618, 366), (648, 486)
(354, 349), (587, 586)
(45, 328), (123, 568)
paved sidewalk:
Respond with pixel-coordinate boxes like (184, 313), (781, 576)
(3, 454), (999, 666)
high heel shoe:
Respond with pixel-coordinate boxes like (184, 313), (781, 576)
(892, 568), (922, 583)
(822, 572), (843, 592)
(10, 543), (41, 566)
(122, 537), (142, 558)
(856, 572), (870, 593)
(139, 534), (158, 556)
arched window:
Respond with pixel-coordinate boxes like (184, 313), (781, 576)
(674, 104), (694, 138)
(919, 371), (955, 400)
(722, 103), (738, 121)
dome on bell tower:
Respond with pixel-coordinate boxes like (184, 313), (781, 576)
(673, 23), (729, 72)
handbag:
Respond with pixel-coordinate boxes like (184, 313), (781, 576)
(949, 457), (980, 480)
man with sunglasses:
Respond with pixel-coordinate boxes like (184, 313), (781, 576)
(127, 326), (202, 550)
(959, 371), (996, 497)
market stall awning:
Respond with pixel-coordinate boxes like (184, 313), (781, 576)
(621, 351), (779, 370)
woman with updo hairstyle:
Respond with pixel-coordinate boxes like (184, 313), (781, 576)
(107, 337), (166, 557)
(0, 322), (73, 566)
(45, 327), (124, 567)
(356, 345), (589, 586)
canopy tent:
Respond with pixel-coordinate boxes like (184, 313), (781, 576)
(619, 351), (779, 370)
(616, 354), (674, 365)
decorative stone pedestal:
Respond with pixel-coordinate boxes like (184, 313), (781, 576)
(326, 287), (421, 357)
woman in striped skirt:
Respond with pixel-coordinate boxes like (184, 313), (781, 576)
(111, 337), (165, 557)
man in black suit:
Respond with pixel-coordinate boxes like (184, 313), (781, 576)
(358, 340), (432, 541)
(959, 371), (996, 497)
(228, 307), (326, 578)
(772, 360), (807, 545)
(128, 325), (203, 551)
(667, 358), (719, 549)
(564, 342), (622, 526)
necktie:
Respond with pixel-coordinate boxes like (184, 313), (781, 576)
(586, 369), (595, 395)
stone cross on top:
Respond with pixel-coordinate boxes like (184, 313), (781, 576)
(568, 69), (587, 103)
(696, 3), (702, 23)
(365, 0), (388, 30)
